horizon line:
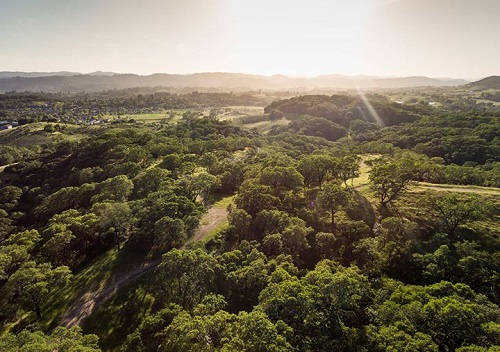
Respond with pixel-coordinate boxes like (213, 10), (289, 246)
(0, 70), (486, 81)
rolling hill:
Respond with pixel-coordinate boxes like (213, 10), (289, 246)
(468, 76), (500, 89)
(0, 72), (468, 92)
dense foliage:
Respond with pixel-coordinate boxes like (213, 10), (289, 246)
(0, 88), (498, 351)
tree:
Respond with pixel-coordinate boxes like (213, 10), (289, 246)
(317, 181), (351, 232)
(259, 166), (304, 196)
(298, 154), (337, 187)
(366, 325), (438, 352)
(425, 193), (492, 238)
(221, 310), (292, 352)
(122, 304), (183, 352)
(3, 261), (71, 318)
(92, 201), (133, 249)
(281, 223), (312, 263)
(160, 307), (291, 352)
(183, 171), (218, 203)
(258, 262), (372, 351)
(372, 281), (499, 351)
(153, 216), (186, 250)
(0, 326), (100, 352)
(235, 184), (279, 216)
(369, 157), (417, 214)
(315, 232), (338, 260)
(0, 230), (40, 281)
(91, 175), (134, 203)
(0, 185), (22, 211)
(41, 209), (100, 267)
(262, 233), (284, 256)
(337, 154), (361, 186)
(254, 210), (291, 238)
(132, 168), (172, 199)
(155, 249), (219, 309)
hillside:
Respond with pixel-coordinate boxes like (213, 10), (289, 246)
(0, 89), (498, 352)
(0, 71), (117, 79)
(0, 72), (468, 92)
(468, 76), (500, 89)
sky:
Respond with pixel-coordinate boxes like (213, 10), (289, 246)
(1, 0), (499, 78)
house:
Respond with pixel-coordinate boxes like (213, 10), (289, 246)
(0, 124), (12, 130)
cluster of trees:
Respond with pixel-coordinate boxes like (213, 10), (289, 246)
(0, 116), (258, 337)
(0, 90), (268, 125)
(357, 114), (499, 165)
(78, 135), (497, 351)
(264, 93), (426, 129)
(0, 90), (498, 351)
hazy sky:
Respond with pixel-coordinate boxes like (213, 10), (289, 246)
(1, 0), (499, 78)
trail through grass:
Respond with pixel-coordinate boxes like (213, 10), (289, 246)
(47, 195), (234, 330)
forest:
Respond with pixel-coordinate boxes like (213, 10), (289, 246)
(0, 85), (498, 351)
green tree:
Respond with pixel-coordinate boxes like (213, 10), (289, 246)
(3, 261), (72, 318)
(369, 157), (418, 214)
(235, 184), (279, 216)
(317, 181), (351, 232)
(0, 326), (100, 352)
(259, 166), (304, 196)
(298, 154), (337, 187)
(425, 193), (492, 238)
(155, 249), (219, 309)
(366, 325), (438, 352)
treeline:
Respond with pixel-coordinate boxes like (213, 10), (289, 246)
(0, 90), (268, 124)
(357, 114), (499, 165)
(265, 93), (430, 127)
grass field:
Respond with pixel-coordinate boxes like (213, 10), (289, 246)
(102, 110), (187, 123)
(351, 154), (382, 188)
(0, 123), (86, 147)
(413, 182), (500, 196)
(214, 106), (265, 121)
(352, 154), (500, 198)
(242, 118), (290, 133)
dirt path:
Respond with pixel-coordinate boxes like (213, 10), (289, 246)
(61, 197), (232, 328)
(191, 206), (228, 242)
(0, 163), (17, 173)
(61, 259), (161, 327)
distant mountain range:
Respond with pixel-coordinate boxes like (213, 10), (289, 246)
(0, 71), (116, 79)
(0, 72), (469, 92)
(467, 76), (500, 89)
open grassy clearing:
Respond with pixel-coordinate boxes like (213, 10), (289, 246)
(42, 247), (161, 331)
(42, 249), (120, 330)
(352, 154), (500, 198)
(214, 106), (265, 121)
(351, 154), (382, 188)
(189, 195), (234, 245)
(413, 182), (500, 196)
(241, 117), (290, 133)
(102, 110), (187, 123)
(0, 123), (86, 147)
